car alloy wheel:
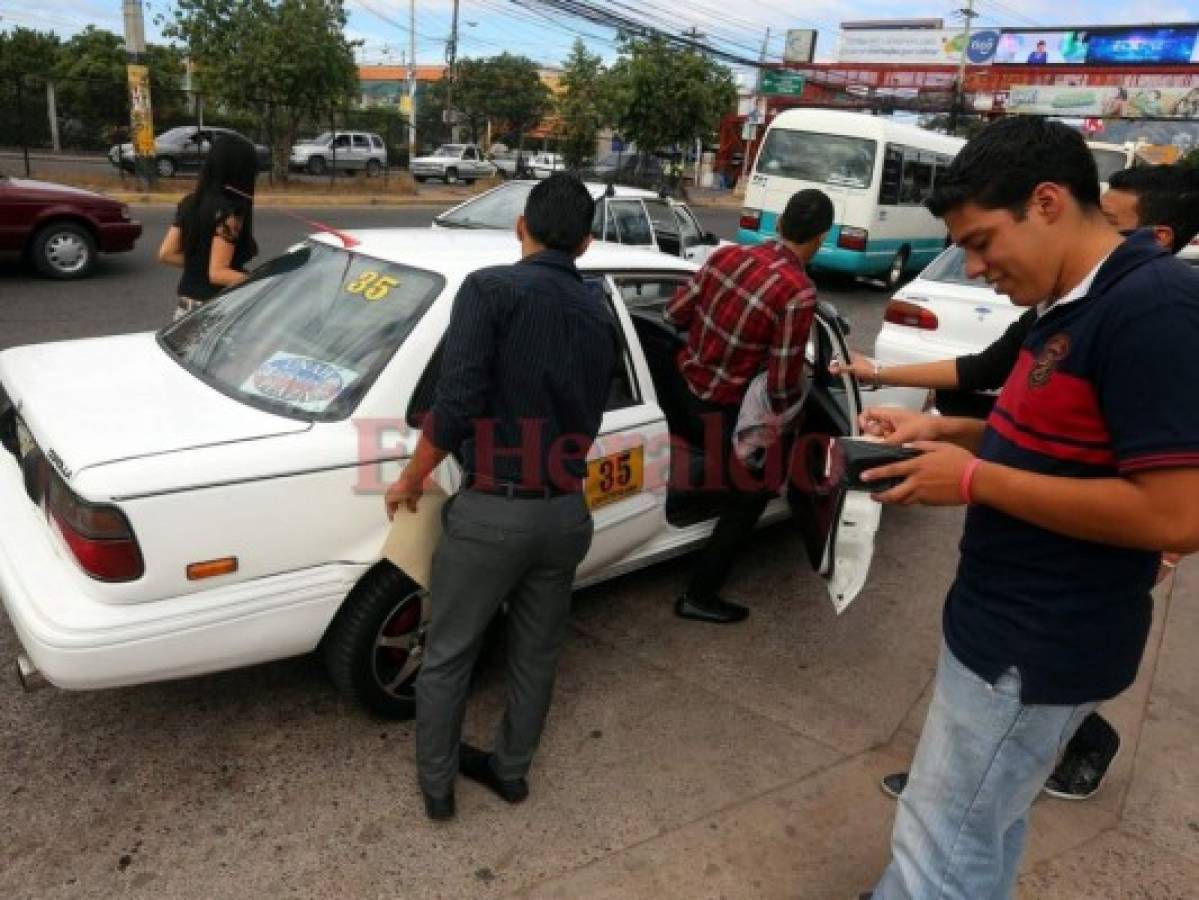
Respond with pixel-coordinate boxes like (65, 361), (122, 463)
(155, 156), (177, 178)
(444, 167), (460, 185)
(323, 559), (428, 718)
(366, 158), (382, 177)
(307, 156), (327, 176)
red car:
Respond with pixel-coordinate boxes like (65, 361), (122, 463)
(0, 176), (142, 279)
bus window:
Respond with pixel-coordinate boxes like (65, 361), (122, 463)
(899, 150), (934, 205)
(879, 144), (903, 205)
(757, 129), (877, 189)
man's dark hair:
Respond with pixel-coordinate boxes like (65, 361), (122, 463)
(926, 117), (1100, 218)
(524, 173), (596, 252)
(778, 189), (834, 243)
(1108, 164), (1199, 253)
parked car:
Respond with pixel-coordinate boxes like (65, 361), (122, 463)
(410, 144), (496, 184)
(0, 176), (141, 279)
(289, 131), (388, 176)
(586, 151), (664, 183)
(529, 152), (565, 178)
(868, 245), (1022, 414)
(108, 126), (271, 178)
(0, 229), (875, 716)
(434, 180), (726, 264)
(488, 148), (522, 179)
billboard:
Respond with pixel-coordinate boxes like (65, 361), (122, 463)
(997, 26), (1199, 65)
(995, 31), (1089, 65)
(784, 29), (817, 64)
(838, 28), (998, 65)
(1007, 84), (1199, 118)
(1086, 27), (1198, 65)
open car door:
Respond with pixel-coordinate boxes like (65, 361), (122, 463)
(787, 303), (881, 614)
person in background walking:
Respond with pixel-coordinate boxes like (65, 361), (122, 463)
(157, 134), (259, 320)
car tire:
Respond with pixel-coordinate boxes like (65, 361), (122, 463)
(307, 156), (327, 176)
(414, 175), (427, 183)
(155, 156), (177, 178)
(882, 248), (909, 291)
(444, 168), (460, 185)
(323, 559), (428, 719)
(30, 221), (97, 280)
(464, 177), (476, 185)
(366, 158), (382, 177)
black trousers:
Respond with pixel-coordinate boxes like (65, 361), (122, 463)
(677, 389), (779, 603)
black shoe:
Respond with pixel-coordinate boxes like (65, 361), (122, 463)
(1043, 732), (1121, 801)
(880, 771), (908, 799)
(674, 592), (749, 624)
(459, 743), (529, 803)
(422, 789), (455, 821)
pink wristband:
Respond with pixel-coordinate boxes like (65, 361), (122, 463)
(960, 458), (982, 505)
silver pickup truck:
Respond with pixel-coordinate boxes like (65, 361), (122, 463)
(410, 144), (496, 184)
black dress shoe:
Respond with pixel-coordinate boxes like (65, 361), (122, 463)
(674, 592), (749, 624)
(422, 789), (455, 821)
(459, 743), (529, 803)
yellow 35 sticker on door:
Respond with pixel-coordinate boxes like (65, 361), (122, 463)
(585, 447), (643, 510)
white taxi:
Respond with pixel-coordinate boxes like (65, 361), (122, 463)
(0, 230), (877, 717)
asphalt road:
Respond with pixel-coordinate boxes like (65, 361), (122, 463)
(0, 203), (890, 353)
(0, 203), (936, 900)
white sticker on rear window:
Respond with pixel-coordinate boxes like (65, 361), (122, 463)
(240, 352), (359, 412)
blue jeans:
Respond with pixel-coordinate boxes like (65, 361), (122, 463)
(875, 643), (1096, 900)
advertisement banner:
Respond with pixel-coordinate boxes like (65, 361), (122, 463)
(784, 29), (817, 64)
(997, 26), (1199, 66)
(126, 63), (155, 157)
(1007, 84), (1199, 119)
(838, 28), (998, 65)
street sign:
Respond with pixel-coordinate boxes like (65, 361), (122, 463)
(760, 70), (806, 97)
(611, 135), (625, 153)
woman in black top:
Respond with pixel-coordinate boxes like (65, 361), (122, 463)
(157, 134), (259, 319)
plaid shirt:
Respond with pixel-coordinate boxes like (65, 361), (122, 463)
(664, 240), (816, 412)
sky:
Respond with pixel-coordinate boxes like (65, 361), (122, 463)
(2, 0), (1196, 74)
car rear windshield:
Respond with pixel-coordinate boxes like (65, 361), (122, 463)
(160, 242), (444, 421)
(756, 129), (877, 189)
(437, 182), (533, 229)
(921, 246), (987, 287)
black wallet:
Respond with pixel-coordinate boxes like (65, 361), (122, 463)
(834, 437), (922, 492)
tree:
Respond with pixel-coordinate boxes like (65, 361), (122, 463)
(472, 54), (552, 155)
(163, 0), (360, 176)
(603, 35), (736, 167)
(557, 39), (606, 169)
(451, 58), (494, 145)
(1182, 147), (1199, 169)
(0, 28), (63, 147)
(51, 27), (186, 149)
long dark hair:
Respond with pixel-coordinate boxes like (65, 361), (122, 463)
(180, 133), (259, 261)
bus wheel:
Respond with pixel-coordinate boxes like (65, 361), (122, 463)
(883, 248), (909, 291)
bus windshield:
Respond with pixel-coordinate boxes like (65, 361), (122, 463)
(756, 129), (877, 189)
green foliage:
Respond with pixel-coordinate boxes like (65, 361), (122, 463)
(603, 35), (736, 154)
(557, 39), (606, 168)
(163, 0), (361, 173)
(1181, 148), (1199, 169)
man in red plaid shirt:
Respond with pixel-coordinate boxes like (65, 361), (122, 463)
(664, 189), (833, 623)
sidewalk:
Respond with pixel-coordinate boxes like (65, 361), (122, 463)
(513, 555), (1198, 899)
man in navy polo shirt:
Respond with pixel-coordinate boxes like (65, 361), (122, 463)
(857, 117), (1199, 898)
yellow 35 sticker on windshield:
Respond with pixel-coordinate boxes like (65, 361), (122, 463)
(345, 270), (400, 301)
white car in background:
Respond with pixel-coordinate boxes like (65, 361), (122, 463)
(434, 180), (726, 264)
(1181, 235), (1199, 266)
(0, 230), (875, 718)
(869, 245), (1021, 413)
(529, 152), (565, 178)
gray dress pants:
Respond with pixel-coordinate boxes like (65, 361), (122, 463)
(415, 488), (594, 796)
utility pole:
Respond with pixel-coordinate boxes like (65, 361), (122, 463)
(122, 0), (156, 188)
(950, 0), (977, 135)
(408, 0), (417, 163)
(683, 27), (705, 188)
(740, 27), (770, 190)
(444, 0), (460, 145)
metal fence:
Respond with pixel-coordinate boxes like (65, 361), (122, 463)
(0, 73), (413, 186)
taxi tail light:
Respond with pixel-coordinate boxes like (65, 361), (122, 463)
(46, 474), (143, 581)
(739, 208), (761, 230)
(884, 299), (939, 331)
(837, 227), (869, 252)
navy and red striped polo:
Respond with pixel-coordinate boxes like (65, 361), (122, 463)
(945, 230), (1199, 704)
